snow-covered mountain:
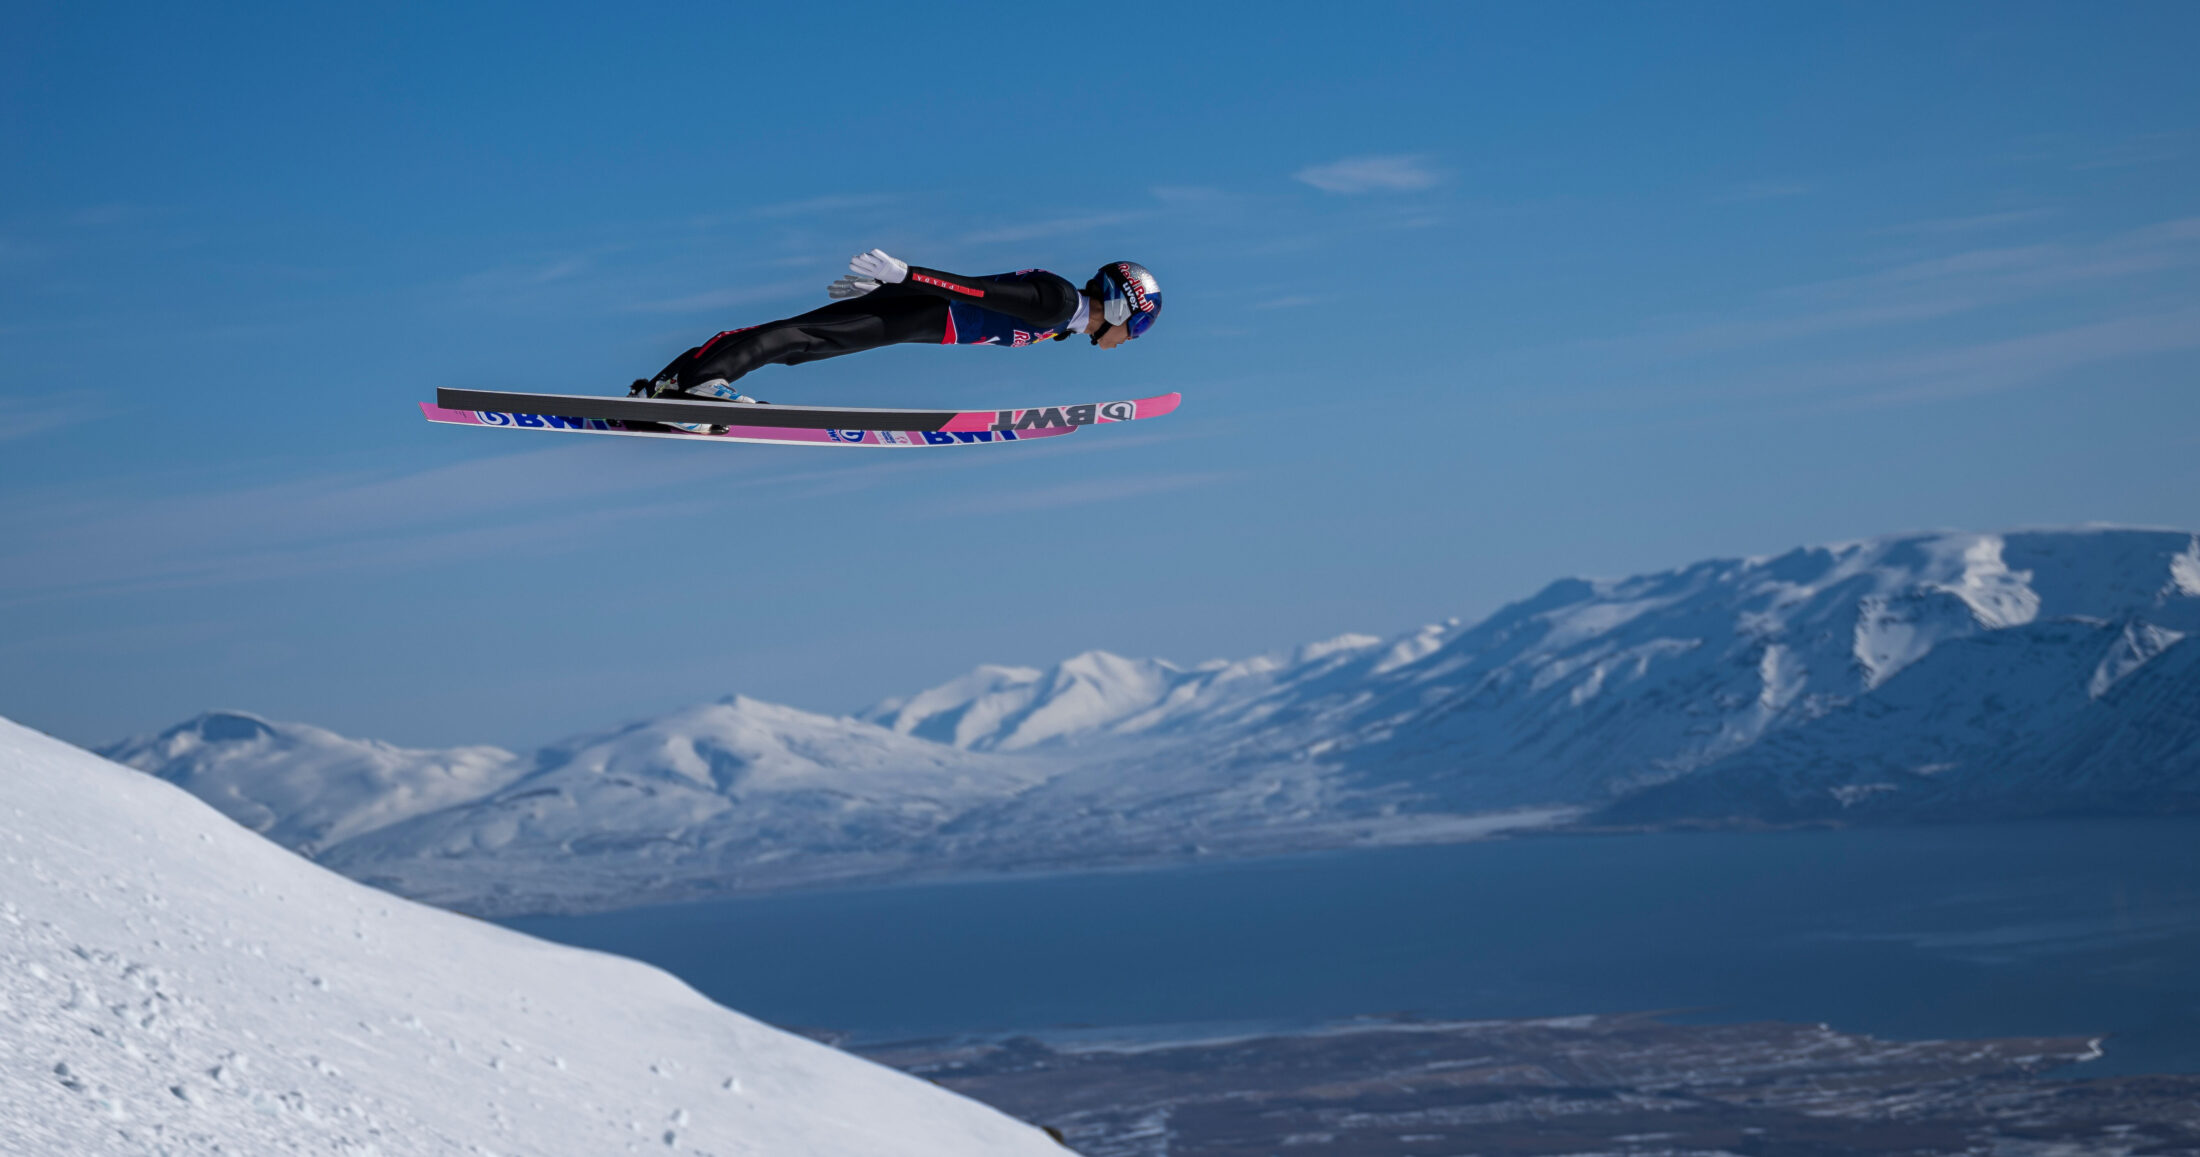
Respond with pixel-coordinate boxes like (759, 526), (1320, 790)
(101, 711), (526, 855)
(859, 528), (2200, 817)
(320, 695), (1052, 914)
(1597, 600), (2200, 825)
(0, 715), (1070, 1157)
(102, 528), (2200, 915)
(858, 634), (1390, 752)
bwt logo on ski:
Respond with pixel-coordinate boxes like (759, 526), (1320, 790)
(921, 430), (1017, 444)
(831, 428), (1012, 442)
(990, 400), (1136, 431)
(474, 411), (600, 431)
(831, 429), (1021, 445)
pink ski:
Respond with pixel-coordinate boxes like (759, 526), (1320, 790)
(421, 390), (1180, 448)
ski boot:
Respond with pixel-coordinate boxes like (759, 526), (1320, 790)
(628, 377), (767, 435)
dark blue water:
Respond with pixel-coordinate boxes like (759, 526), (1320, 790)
(504, 820), (2200, 1075)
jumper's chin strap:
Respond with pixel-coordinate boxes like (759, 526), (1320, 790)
(1082, 280), (1123, 345)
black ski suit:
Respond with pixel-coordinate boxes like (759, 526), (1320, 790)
(651, 267), (1085, 391)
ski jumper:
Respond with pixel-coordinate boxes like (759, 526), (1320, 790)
(653, 268), (1086, 390)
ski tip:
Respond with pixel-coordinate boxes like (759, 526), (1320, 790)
(1140, 392), (1182, 419)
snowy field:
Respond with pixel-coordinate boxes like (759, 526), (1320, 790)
(0, 716), (1067, 1156)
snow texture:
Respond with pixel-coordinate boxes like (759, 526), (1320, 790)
(106, 527), (2200, 915)
(0, 716), (1069, 1157)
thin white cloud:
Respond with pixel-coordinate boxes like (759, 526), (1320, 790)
(621, 278), (815, 314)
(0, 397), (102, 442)
(66, 203), (167, 227)
(1713, 180), (1811, 204)
(1833, 306), (2200, 409)
(2070, 133), (2185, 171)
(0, 440), (787, 605)
(1293, 154), (1440, 195)
(0, 409), (1183, 604)
(1667, 305), (2200, 415)
(1486, 213), (2200, 427)
(457, 256), (593, 289)
(537, 257), (589, 282)
(1520, 303), (2200, 423)
(679, 194), (902, 231)
(1149, 185), (1232, 205)
(957, 212), (1151, 245)
(1869, 208), (2059, 237)
(2007, 132), (2188, 172)
(942, 471), (1239, 516)
(1653, 216), (2200, 355)
(745, 193), (900, 219)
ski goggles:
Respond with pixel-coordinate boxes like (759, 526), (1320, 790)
(1125, 304), (1159, 338)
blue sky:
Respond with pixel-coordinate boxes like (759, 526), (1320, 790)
(5, 2), (2197, 749)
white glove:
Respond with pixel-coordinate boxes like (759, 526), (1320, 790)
(828, 275), (880, 299)
(848, 248), (909, 284)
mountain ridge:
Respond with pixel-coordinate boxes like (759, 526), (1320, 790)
(99, 526), (2200, 915)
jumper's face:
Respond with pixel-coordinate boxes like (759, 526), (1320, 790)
(1093, 324), (1134, 350)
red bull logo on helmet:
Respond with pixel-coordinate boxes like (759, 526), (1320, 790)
(1113, 262), (1157, 312)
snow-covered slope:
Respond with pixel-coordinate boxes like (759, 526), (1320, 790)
(0, 715), (1069, 1156)
(110, 528), (2200, 915)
